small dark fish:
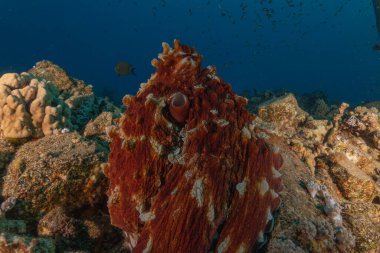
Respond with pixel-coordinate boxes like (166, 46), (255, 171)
(373, 43), (380, 51)
(115, 61), (136, 76)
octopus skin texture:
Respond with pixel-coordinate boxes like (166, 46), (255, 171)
(105, 40), (283, 253)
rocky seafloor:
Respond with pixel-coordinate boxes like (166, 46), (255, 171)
(0, 61), (378, 252)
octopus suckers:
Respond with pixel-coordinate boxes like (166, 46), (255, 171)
(237, 244), (247, 253)
(143, 236), (153, 253)
(215, 119), (229, 127)
(272, 166), (282, 178)
(270, 189), (279, 199)
(256, 132), (270, 139)
(171, 187), (178, 195)
(139, 82), (149, 93)
(179, 57), (195, 67)
(124, 232), (138, 250)
(184, 170), (193, 180)
(145, 93), (163, 107)
(241, 127), (251, 140)
(194, 83), (204, 89)
(189, 58), (196, 67)
(168, 147), (184, 165)
(210, 109), (218, 115)
(207, 201), (215, 223)
(107, 185), (120, 205)
(191, 178), (204, 207)
(149, 138), (164, 156)
(217, 236), (231, 253)
(139, 212), (156, 222)
(236, 179), (248, 197)
(258, 178), (269, 196)
(257, 230), (265, 243)
(266, 207), (273, 222)
(270, 144), (280, 153)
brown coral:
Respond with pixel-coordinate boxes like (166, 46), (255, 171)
(0, 73), (72, 139)
(105, 40), (283, 252)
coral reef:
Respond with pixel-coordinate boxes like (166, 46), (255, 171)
(0, 44), (378, 253)
(105, 40), (283, 253)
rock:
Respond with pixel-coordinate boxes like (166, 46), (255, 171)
(342, 202), (380, 252)
(264, 136), (355, 253)
(297, 90), (337, 120)
(1, 132), (107, 216)
(330, 154), (378, 203)
(342, 106), (380, 149)
(267, 238), (306, 253)
(38, 207), (77, 238)
(257, 93), (308, 136)
(83, 111), (114, 138)
(28, 60), (79, 93)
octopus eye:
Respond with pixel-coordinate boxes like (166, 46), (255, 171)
(168, 92), (190, 124)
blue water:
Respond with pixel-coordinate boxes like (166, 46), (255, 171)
(1, 0), (379, 105)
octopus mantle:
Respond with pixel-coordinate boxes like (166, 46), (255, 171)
(105, 40), (283, 253)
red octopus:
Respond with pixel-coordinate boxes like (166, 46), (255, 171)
(105, 40), (283, 253)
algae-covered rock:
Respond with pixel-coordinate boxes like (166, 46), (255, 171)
(83, 111), (115, 138)
(329, 153), (378, 202)
(342, 202), (380, 252)
(38, 207), (77, 238)
(1, 132), (107, 216)
(246, 92), (380, 252)
(257, 93), (308, 136)
(28, 60), (80, 93)
(263, 136), (355, 253)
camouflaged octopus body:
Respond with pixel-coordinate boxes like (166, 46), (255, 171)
(105, 40), (283, 253)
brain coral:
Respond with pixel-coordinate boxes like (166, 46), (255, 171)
(105, 40), (283, 252)
(0, 72), (72, 139)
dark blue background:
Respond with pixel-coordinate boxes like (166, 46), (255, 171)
(1, 0), (379, 105)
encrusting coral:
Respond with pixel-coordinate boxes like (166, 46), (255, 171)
(105, 40), (284, 253)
